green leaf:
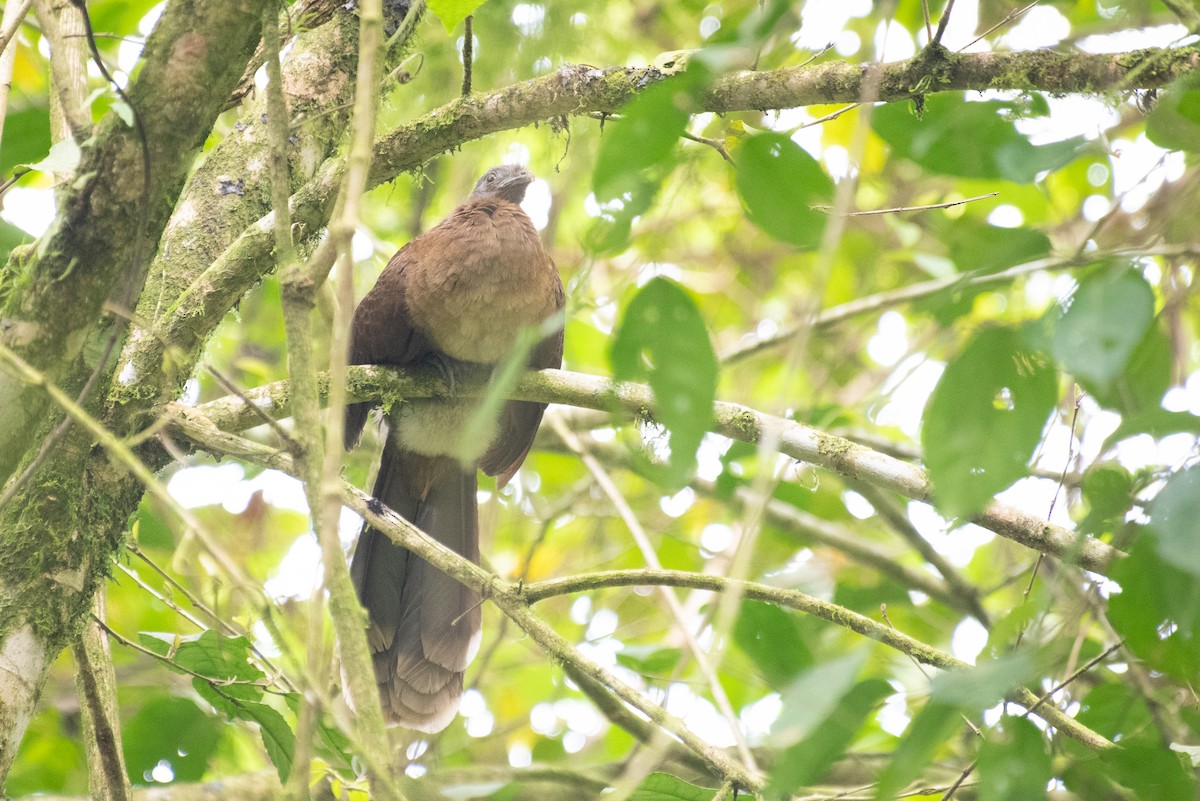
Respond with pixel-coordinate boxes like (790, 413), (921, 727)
(923, 326), (1058, 518)
(244, 702), (296, 784)
(584, 183), (658, 255)
(1149, 463), (1200, 578)
(1103, 741), (1197, 801)
(460, 318), (561, 465)
(872, 94), (1083, 183)
(1146, 76), (1200, 152)
(706, 0), (791, 50)
(877, 655), (1040, 801)
(594, 67), (706, 202)
(588, 66), (709, 255)
(766, 678), (891, 795)
(426, 0), (488, 32)
(0, 107), (52, 175)
(616, 645), (683, 676)
(141, 632), (270, 716)
(1079, 462), (1134, 537)
(170, 630), (265, 694)
(1108, 538), (1200, 683)
(929, 652), (1042, 708)
(944, 219), (1051, 276)
(1050, 269), (1155, 391)
(1074, 683), (1154, 742)
(111, 100), (136, 128)
(1089, 318), (1171, 416)
(121, 696), (221, 785)
(771, 652), (868, 747)
(734, 599), (812, 686)
(631, 773), (730, 800)
(22, 139), (81, 176)
(874, 700), (961, 800)
(1102, 409), (1200, 451)
(734, 132), (833, 249)
(0, 218), (33, 265)
(284, 693), (356, 772)
(977, 716), (1052, 801)
(193, 681), (294, 782)
(610, 277), (717, 487)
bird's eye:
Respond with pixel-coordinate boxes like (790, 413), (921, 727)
(486, 173), (496, 182)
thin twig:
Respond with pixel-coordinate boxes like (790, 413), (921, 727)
(932, 0), (958, 46)
(128, 546), (241, 636)
(0, 0), (33, 57)
(852, 481), (990, 625)
(167, 408), (1118, 755)
(547, 415), (760, 774)
(825, 192), (998, 217)
(272, 0), (401, 796)
(516, 570), (1112, 750)
(165, 410), (769, 788)
(721, 246), (1198, 363)
(115, 562), (209, 632)
(961, 1), (1038, 51)
(0, 342), (255, 591)
(180, 365), (1123, 575)
(1023, 640), (1123, 717)
(938, 759), (975, 801)
(95, 615), (276, 691)
(461, 14), (473, 96)
(205, 363), (299, 451)
(1026, 388), (1085, 597)
(682, 130), (732, 162)
(799, 102), (860, 129)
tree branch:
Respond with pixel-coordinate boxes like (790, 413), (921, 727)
(518, 569), (1113, 751)
(721, 245), (1200, 363)
(371, 48), (1198, 182)
(534, 424), (984, 619)
(181, 365), (1121, 574)
(273, 0), (403, 797)
(0, 0), (268, 483)
(165, 409), (768, 792)
(72, 593), (131, 801)
(134, 51), (1200, 424)
(115, 4), (425, 421)
(166, 409), (1115, 755)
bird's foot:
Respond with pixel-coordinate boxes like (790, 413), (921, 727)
(425, 351), (459, 399)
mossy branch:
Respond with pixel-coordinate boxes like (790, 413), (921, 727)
(179, 365), (1121, 575)
(134, 48), (1200, 434)
(0, 0), (268, 483)
(166, 405), (1116, 757)
(519, 569), (1113, 751)
(165, 407), (766, 791)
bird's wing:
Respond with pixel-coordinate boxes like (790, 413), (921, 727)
(344, 238), (438, 450)
(478, 265), (565, 486)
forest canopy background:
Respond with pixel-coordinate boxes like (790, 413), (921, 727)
(1, 0), (1199, 799)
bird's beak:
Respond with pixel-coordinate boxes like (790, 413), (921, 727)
(499, 168), (534, 190)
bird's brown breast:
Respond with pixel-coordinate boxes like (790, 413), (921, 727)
(404, 199), (559, 364)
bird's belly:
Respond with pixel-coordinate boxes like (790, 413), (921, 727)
(390, 399), (500, 462)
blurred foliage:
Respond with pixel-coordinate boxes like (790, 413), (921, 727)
(6, 0), (1200, 798)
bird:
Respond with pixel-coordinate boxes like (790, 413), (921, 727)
(344, 164), (565, 732)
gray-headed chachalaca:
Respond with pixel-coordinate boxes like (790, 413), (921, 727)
(344, 165), (564, 732)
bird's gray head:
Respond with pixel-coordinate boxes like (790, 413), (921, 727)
(470, 165), (535, 203)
